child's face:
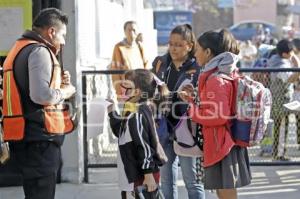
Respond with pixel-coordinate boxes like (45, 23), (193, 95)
(121, 79), (140, 102)
(194, 43), (212, 66)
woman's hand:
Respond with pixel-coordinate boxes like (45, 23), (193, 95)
(178, 84), (195, 102)
(143, 173), (157, 192)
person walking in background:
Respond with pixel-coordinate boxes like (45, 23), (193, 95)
(287, 23), (296, 41)
(152, 24), (205, 199)
(2, 8), (76, 199)
(253, 24), (265, 47)
(108, 69), (168, 199)
(110, 21), (149, 100)
(239, 40), (257, 68)
(180, 29), (252, 199)
(288, 38), (300, 151)
(268, 39), (300, 160)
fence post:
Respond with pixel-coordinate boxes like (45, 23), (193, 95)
(82, 74), (89, 183)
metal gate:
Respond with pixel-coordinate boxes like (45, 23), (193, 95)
(82, 68), (300, 183)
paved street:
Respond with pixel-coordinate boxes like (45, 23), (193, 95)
(0, 166), (299, 199)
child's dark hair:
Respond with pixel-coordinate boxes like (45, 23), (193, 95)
(276, 39), (294, 57)
(170, 24), (197, 58)
(197, 29), (240, 56)
(125, 69), (169, 103)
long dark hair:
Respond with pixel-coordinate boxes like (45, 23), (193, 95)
(197, 29), (240, 56)
(170, 24), (197, 58)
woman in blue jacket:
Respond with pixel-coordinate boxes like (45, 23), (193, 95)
(152, 24), (205, 199)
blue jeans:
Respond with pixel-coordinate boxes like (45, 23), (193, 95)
(160, 142), (205, 199)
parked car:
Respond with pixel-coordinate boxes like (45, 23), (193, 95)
(229, 21), (278, 41)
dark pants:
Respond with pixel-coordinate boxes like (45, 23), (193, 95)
(10, 141), (61, 199)
(23, 173), (57, 199)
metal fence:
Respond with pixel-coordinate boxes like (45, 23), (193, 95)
(82, 68), (300, 182)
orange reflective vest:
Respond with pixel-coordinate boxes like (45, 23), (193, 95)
(3, 39), (74, 141)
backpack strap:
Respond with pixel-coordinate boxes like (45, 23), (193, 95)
(206, 68), (239, 124)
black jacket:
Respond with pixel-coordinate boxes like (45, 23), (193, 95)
(151, 53), (201, 127)
(109, 104), (162, 183)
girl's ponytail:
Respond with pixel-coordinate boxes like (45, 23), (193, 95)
(219, 29), (240, 55)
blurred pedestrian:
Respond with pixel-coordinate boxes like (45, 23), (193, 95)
(2, 8), (76, 199)
(239, 40), (257, 68)
(253, 24), (265, 47)
(268, 39), (300, 160)
(288, 23), (296, 40)
(290, 38), (300, 150)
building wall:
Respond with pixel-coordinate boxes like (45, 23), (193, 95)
(193, 8), (233, 37)
(60, 0), (83, 183)
(234, 0), (277, 24)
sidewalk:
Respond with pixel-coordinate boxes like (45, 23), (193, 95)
(0, 166), (300, 199)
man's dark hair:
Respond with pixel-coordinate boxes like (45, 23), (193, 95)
(123, 21), (136, 31)
(276, 39), (294, 57)
(33, 8), (68, 29)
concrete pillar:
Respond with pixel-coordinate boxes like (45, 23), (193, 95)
(60, 0), (84, 183)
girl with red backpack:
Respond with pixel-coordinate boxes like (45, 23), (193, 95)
(180, 29), (252, 199)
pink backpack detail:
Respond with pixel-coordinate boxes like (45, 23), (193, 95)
(230, 74), (272, 147)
